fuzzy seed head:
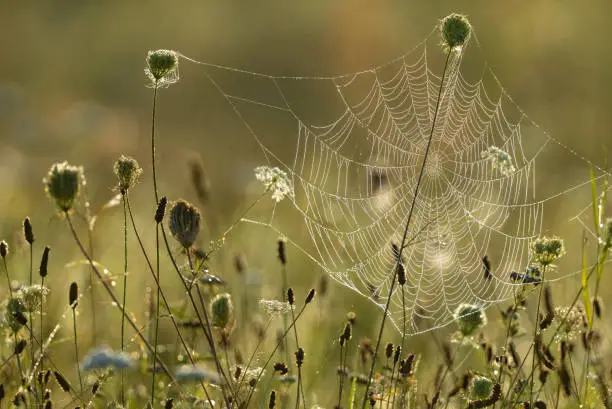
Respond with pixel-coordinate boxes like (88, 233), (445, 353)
(113, 155), (142, 193)
(210, 293), (234, 330)
(453, 303), (487, 336)
(145, 49), (179, 87)
(44, 161), (83, 212)
(168, 200), (201, 248)
(469, 376), (494, 400)
(440, 13), (472, 52)
(530, 236), (565, 267)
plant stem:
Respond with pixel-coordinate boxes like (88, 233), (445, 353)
(64, 213), (177, 382)
(360, 50), (453, 409)
(151, 85), (160, 204)
(120, 194), (128, 405)
(528, 266), (547, 409)
(151, 223), (161, 407)
(73, 308), (83, 393)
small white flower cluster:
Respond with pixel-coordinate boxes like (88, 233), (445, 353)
(81, 346), (134, 371)
(481, 146), (516, 177)
(254, 166), (294, 202)
(258, 299), (293, 315)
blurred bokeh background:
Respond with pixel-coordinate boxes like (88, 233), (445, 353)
(1, 1), (612, 401)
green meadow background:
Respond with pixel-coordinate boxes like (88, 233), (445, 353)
(1, 1), (611, 400)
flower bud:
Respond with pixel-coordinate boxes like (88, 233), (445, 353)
(145, 50), (179, 87)
(113, 155), (142, 193)
(168, 200), (201, 248)
(440, 13), (471, 52)
(453, 303), (487, 336)
(44, 162), (83, 212)
(210, 293), (234, 330)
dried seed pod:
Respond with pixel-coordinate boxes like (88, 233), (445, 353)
(287, 288), (295, 306)
(155, 196), (167, 224)
(69, 282), (78, 309)
(305, 289), (315, 304)
(0, 241), (7, 258)
(168, 200), (201, 249)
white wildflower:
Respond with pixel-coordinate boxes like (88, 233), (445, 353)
(481, 146), (516, 177)
(254, 166), (293, 202)
(259, 299), (293, 315)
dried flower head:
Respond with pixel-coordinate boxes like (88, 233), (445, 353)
(18, 284), (50, 311)
(81, 347), (134, 371)
(470, 375), (494, 400)
(44, 162), (83, 212)
(168, 200), (201, 249)
(145, 49), (179, 87)
(211, 293), (234, 330)
(254, 166), (293, 202)
(481, 146), (516, 177)
(440, 13), (472, 52)
(175, 365), (221, 384)
(453, 304), (487, 337)
(530, 236), (566, 267)
(113, 155), (142, 193)
(259, 299), (293, 315)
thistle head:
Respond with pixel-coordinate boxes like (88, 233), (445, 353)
(440, 13), (472, 52)
(145, 49), (179, 87)
(211, 293), (234, 330)
(43, 161), (83, 212)
(113, 155), (142, 193)
(530, 236), (565, 267)
(469, 375), (494, 400)
(168, 200), (201, 249)
(453, 303), (487, 336)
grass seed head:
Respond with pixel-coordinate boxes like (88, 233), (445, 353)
(23, 217), (34, 245)
(0, 240), (8, 258)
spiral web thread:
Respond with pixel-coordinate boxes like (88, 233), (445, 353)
(182, 30), (606, 335)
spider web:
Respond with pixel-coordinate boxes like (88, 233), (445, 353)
(181, 29), (606, 335)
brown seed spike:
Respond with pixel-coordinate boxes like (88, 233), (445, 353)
(396, 263), (406, 286)
(44, 400), (52, 409)
(23, 217), (34, 245)
(268, 390), (277, 409)
(287, 288), (295, 305)
(482, 255), (491, 280)
(385, 343), (394, 359)
(0, 241), (7, 258)
(305, 289), (315, 304)
(69, 282), (78, 309)
(295, 348), (305, 367)
(155, 196), (167, 224)
(54, 371), (71, 392)
(277, 237), (287, 265)
(15, 340), (27, 355)
(39, 246), (50, 278)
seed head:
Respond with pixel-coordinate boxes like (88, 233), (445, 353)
(453, 304), (487, 337)
(145, 49), (179, 87)
(295, 348), (305, 367)
(113, 155), (142, 193)
(530, 236), (566, 267)
(168, 200), (201, 249)
(305, 288), (316, 304)
(277, 236), (287, 265)
(287, 288), (295, 305)
(0, 240), (8, 258)
(440, 13), (472, 52)
(39, 246), (50, 278)
(210, 293), (234, 330)
(23, 217), (34, 245)
(469, 376), (494, 400)
(19, 284), (50, 311)
(44, 162), (83, 212)
(69, 282), (79, 309)
(155, 196), (167, 224)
